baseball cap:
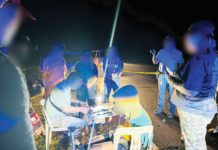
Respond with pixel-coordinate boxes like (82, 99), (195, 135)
(0, 0), (36, 20)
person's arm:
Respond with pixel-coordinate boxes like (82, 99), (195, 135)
(87, 64), (98, 88)
(150, 49), (159, 64)
(63, 106), (90, 114)
(168, 59), (206, 97)
(168, 76), (199, 96)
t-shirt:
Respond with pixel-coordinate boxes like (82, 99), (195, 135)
(157, 48), (184, 73)
(45, 81), (71, 124)
(40, 54), (67, 86)
(180, 53), (217, 100)
(0, 52), (36, 150)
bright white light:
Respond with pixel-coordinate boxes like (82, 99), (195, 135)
(96, 95), (103, 105)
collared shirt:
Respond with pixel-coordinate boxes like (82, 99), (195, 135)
(156, 48), (184, 73)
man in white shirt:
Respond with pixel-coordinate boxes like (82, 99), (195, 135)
(44, 72), (89, 129)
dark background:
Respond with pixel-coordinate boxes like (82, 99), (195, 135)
(20, 0), (218, 65)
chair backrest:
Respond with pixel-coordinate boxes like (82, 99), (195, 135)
(113, 126), (153, 150)
(40, 99), (53, 128)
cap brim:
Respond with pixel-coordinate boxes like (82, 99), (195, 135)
(20, 5), (36, 21)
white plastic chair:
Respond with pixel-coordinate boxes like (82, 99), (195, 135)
(113, 126), (153, 150)
(40, 100), (72, 150)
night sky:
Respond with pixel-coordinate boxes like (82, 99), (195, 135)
(20, 0), (218, 65)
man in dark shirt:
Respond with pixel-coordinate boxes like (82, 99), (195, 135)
(168, 21), (217, 150)
(75, 50), (98, 106)
(0, 1), (36, 149)
(103, 46), (124, 102)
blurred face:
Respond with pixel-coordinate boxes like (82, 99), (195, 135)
(68, 78), (82, 90)
(163, 39), (176, 49)
(107, 47), (118, 59)
(2, 9), (22, 46)
(184, 33), (208, 55)
(81, 53), (92, 64)
(112, 98), (130, 118)
(52, 47), (64, 57)
(11, 43), (30, 64)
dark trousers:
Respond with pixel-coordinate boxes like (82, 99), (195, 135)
(104, 78), (119, 102)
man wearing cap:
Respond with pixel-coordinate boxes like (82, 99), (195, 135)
(0, 0), (36, 149)
(168, 21), (218, 150)
(150, 36), (184, 118)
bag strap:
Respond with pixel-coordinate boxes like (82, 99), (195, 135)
(48, 96), (71, 116)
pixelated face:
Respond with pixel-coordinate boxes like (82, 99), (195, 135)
(2, 9), (22, 46)
(107, 46), (118, 59)
(163, 39), (176, 49)
(68, 77), (82, 90)
(81, 53), (92, 64)
(52, 46), (65, 57)
(184, 33), (208, 55)
(112, 97), (131, 119)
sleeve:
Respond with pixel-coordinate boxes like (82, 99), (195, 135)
(182, 58), (206, 92)
(156, 49), (163, 61)
(0, 60), (29, 118)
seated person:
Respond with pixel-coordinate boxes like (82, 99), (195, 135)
(91, 85), (153, 150)
(43, 72), (89, 130)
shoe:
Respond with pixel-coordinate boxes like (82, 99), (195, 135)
(154, 109), (163, 115)
(167, 112), (175, 119)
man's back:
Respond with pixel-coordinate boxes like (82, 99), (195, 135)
(0, 52), (36, 150)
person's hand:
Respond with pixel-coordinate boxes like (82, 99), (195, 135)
(80, 102), (88, 107)
(150, 49), (156, 55)
(81, 106), (90, 114)
(141, 132), (153, 149)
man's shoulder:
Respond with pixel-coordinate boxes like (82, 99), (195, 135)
(0, 52), (17, 72)
(0, 52), (9, 64)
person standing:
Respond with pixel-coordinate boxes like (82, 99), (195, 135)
(150, 36), (184, 118)
(75, 50), (98, 106)
(40, 42), (67, 99)
(168, 21), (218, 150)
(103, 46), (124, 102)
(0, 1), (36, 149)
